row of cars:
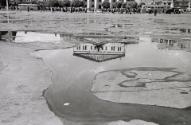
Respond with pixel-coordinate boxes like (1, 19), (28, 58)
(145, 6), (191, 14)
(166, 7), (186, 14)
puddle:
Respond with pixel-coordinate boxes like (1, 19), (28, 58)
(0, 31), (138, 46)
(0, 20), (9, 23)
(77, 32), (108, 36)
(0, 31), (66, 43)
(14, 32), (62, 43)
(110, 24), (134, 29)
(32, 35), (191, 125)
(0, 61), (6, 72)
(111, 24), (123, 28)
(169, 28), (191, 34)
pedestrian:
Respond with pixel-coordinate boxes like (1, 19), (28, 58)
(154, 9), (157, 16)
(27, 6), (30, 12)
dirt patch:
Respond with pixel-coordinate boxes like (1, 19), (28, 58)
(0, 41), (63, 125)
(0, 61), (4, 71)
(92, 67), (191, 108)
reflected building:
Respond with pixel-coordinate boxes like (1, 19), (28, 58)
(0, 31), (17, 41)
(73, 42), (125, 62)
(152, 37), (191, 52)
(179, 28), (191, 34)
(0, 31), (78, 43)
(0, 0), (6, 7)
(0, 31), (66, 43)
(14, 31), (62, 43)
(1, 31), (94, 43)
(60, 34), (83, 43)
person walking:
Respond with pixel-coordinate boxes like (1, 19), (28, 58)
(27, 6), (30, 12)
(154, 8), (157, 16)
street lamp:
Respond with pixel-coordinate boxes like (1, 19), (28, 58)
(6, 0), (9, 11)
(6, 0), (9, 23)
(170, 0), (174, 8)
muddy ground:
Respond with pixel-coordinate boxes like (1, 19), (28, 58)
(0, 41), (66, 125)
(0, 11), (191, 125)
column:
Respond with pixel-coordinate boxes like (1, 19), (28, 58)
(170, 0), (174, 8)
(87, 0), (91, 10)
(95, 0), (98, 11)
(109, 0), (113, 9)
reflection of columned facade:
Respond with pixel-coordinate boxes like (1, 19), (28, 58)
(73, 43), (125, 62)
(74, 43), (125, 54)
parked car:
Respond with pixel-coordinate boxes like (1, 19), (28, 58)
(186, 8), (191, 12)
(166, 7), (182, 14)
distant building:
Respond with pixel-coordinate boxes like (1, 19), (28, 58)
(161, 0), (172, 6)
(174, 0), (190, 9)
(20, 0), (38, 4)
(87, 0), (130, 11)
(141, 0), (190, 10)
(9, 0), (22, 5)
(139, 0), (173, 5)
(0, 0), (37, 6)
(73, 42), (125, 62)
(0, 0), (6, 7)
(140, 0), (175, 13)
(18, 3), (38, 10)
(141, 4), (169, 13)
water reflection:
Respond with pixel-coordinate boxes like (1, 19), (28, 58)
(0, 31), (17, 41)
(0, 31), (75, 43)
(15, 31), (62, 43)
(0, 31), (138, 46)
(77, 32), (108, 36)
(73, 43), (125, 62)
(152, 36), (191, 52)
(170, 28), (191, 34)
(180, 28), (191, 34)
(35, 35), (191, 125)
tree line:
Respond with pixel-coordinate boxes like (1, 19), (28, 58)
(7, 0), (142, 9)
